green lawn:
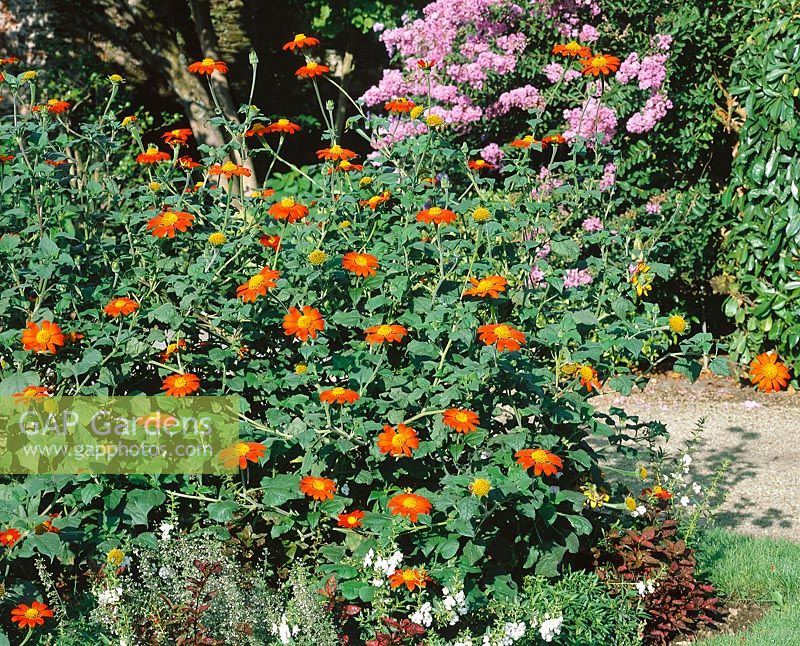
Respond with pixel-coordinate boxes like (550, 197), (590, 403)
(694, 528), (800, 645)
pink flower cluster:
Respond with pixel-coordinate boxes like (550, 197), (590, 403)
(543, 62), (582, 84)
(563, 97), (618, 146)
(626, 92), (672, 133)
(486, 85), (545, 117)
(563, 267), (593, 288)
(599, 162), (616, 191)
(582, 216), (604, 232)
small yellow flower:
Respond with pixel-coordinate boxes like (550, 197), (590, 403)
(472, 206), (491, 223)
(359, 176), (374, 187)
(248, 190), (262, 198)
(294, 363), (308, 375)
(669, 315), (687, 334)
(469, 478), (491, 498)
(625, 496), (638, 512)
(560, 362), (581, 376)
(308, 249), (328, 265)
(148, 181), (162, 192)
(425, 114), (445, 128)
(22, 71), (38, 81)
(106, 548), (125, 566)
(121, 115), (137, 128)
(639, 465), (648, 480)
(410, 105), (425, 120)
(208, 231), (226, 246)
(108, 74), (125, 84)
(580, 483), (609, 509)
(339, 220), (351, 229)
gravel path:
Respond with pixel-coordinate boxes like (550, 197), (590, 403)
(594, 373), (800, 541)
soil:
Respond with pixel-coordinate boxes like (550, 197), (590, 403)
(594, 371), (800, 541)
(671, 603), (770, 644)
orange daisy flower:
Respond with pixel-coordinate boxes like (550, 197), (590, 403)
(0, 528), (21, 547)
(0, 154), (15, 162)
(104, 296), (139, 317)
(389, 569), (429, 591)
(319, 387), (360, 405)
(10, 601), (53, 629)
(364, 324), (407, 344)
(648, 485), (672, 501)
(161, 339), (187, 362)
(177, 155), (201, 170)
(749, 352), (790, 392)
(147, 209), (194, 238)
(337, 510), (364, 528)
(45, 159), (70, 168)
(342, 252), (379, 277)
(515, 448), (563, 476)
(136, 146), (170, 164)
(442, 408), (479, 434)
(509, 135), (538, 148)
(477, 323), (526, 352)
(237, 268), (280, 303)
(377, 424), (419, 458)
(12, 386), (49, 402)
(219, 441), (266, 470)
(244, 123), (270, 138)
(388, 492), (432, 523)
(580, 53), (621, 76)
(417, 59), (435, 70)
(542, 134), (566, 145)
(464, 275), (508, 298)
(44, 99), (70, 114)
(259, 234), (281, 250)
(188, 58), (228, 75)
(162, 128), (192, 146)
(316, 144), (357, 161)
(329, 160), (364, 173)
(553, 41), (592, 58)
(468, 159), (494, 171)
(360, 191), (391, 210)
(385, 97), (415, 113)
(300, 475), (336, 501)
(296, 62), (330, 78)
(264, 118), (301, 135)
(22, 320), (65, 354)
(416, 206), (457, 226)
(268, 197), (309, 222)
(283, 306), (325, 341)
(283, 33), (320, 51)
(161, 373), (201, 397)
(578, 365), (602, 392)
(209, 161), (252, 178)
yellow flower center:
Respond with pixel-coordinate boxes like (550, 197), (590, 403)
(354, 255), (369, 266)
(278, 118), (289, 125)
(669, 315), (686, 334)
(347, 515), (358, 525)
(236, 442), (250, 456)
(208, 232), (226, 245)
(329, 145), (343, 155)
(294, 33), (307, 42)
(377, 325), (392, 336)
(221, 161), (237, 173)
(566, 41), (581, 52)
(307, 62), (319, 70)
(402, 570), (416, 581)
(339, 161), (353, 170)
(402, 497), (418, 509)
(428, 207), (442, 216)
(24, 388), (39, 398)
(295, 363), (308, 375)
(762, 363), (778, 379)
(173, 377), (187, 389)
(146, 145), (159, 154)
(330, 387), (346, 396)
(625, 496), (637, 511)
(280, 198), (296, 208)
(114, 299), (127, 308)
(202, 58), (215, 66)
(579, 366), (595, 381)
(476, 279), (493, 291)
(471, 478), (491, 497)
(454, 411), (468, 423)
(494, 325), (511, 339)
(311, 479), (325, 490)
(24, 608), (41, 619)
(35, 329), (52, 344)
(296, 315), (311, 328)
(590, 56), (608, 68)
(248, 275), (265, 289)
(161, 211), (178, 226)
(391, 432), (409, 448)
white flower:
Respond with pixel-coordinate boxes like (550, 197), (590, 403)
(539, 615), (563, 642)
(363, 548), (375, 568)
(276, 617), (292, 644)
(682, 455), (692, 466)
(504, 620), (526, 640)
(692, 483), (702, 494)
(158, 566), (173, 579)
(411, 601), (433, 627)
(680, 495), (691, 507)
(372, 577), (384, 587)
(636, 579), (656, 597)
(159, 522), (174, 541)
(340, 483), (350, 496)
(631, 505), (647, 517)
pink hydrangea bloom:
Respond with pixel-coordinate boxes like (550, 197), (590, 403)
(528, 264), (545, 287)
(653, 33), (673, 51)
(645, 199), (662, 214)
(599, 162), (616, 191)
(579, 24), (600, 43)
(487, 85), (545, 117)
(481, 142), (504, 165)
(637, 53), (668, 90)
(615, 52), (640, 85)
